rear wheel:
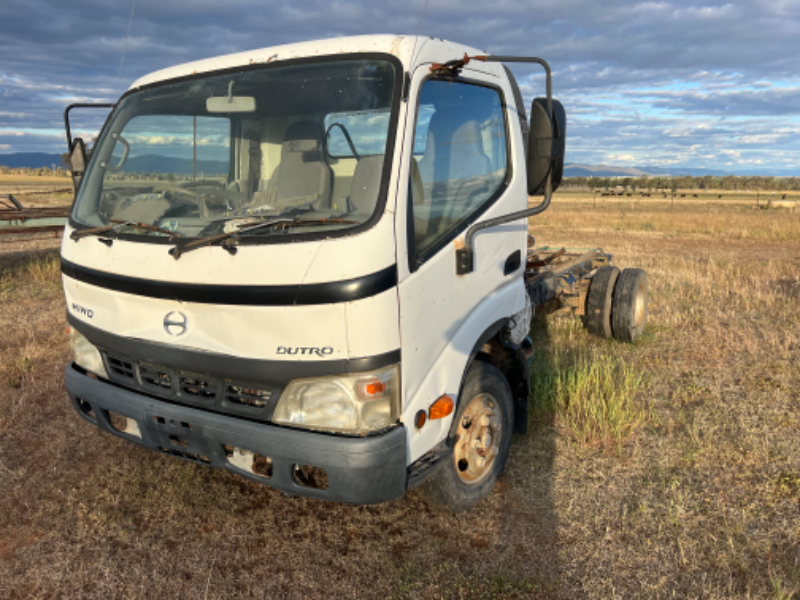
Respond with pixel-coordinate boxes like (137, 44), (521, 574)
(418, 362), (514, 512)
(611, 268), (648, 342)
(582, 266), (620, 338)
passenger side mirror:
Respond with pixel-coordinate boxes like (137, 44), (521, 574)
(526, 98), (566, 196)
(69, 137), (88, 192)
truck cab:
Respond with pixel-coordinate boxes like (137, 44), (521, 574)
(62, 35), (567, 511)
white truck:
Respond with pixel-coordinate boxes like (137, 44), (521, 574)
(62, 35), (648, 512)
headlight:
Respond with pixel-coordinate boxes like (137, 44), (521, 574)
(272, 364), (400, 434)
(69, 328), (108, 379)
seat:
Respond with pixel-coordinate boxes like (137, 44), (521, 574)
(416, 112), (493, 238)
(258, 121), (332, 210)
(348, 155), (384, 216)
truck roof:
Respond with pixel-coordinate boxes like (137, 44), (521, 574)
(129, 35), (489, 91)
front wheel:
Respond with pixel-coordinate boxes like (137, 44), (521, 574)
(418, 361), (514, 512)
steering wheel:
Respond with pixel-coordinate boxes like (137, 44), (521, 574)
(325, 123), (360, 160)
(101, 133), (130, 172)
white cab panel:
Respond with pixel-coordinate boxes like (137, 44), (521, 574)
(64, 277), (347, 361)
(64, 276), (400, 363)
(345, 288), (400, 359)
(402, 278), (522, 462)
(62, 226), (320, 286)
(301, 212), (396, 284)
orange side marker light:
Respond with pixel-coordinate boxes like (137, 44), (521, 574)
(429, 395), (454, 420)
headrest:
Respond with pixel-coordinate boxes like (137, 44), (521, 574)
(426, 113), (483, 152)
(282, 122), (321, 154)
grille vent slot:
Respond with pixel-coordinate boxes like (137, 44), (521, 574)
(107, 356), (135, 379)
(225, 384), (272, 408)
(180, 375), (216, 399)
(140, 364), (172, 390)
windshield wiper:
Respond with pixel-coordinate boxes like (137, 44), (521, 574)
(170, 217), (358, 259)
(71, 219), (180, 241)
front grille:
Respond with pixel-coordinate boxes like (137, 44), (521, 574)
(102, 352), (277, 421)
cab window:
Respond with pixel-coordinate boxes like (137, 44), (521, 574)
(409, 80), (508, 259)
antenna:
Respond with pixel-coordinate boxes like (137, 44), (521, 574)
(114, 0), (137, 100)
(409, 0), (430, 71)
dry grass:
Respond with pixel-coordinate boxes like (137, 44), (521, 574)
(0, 190), (799, 598)
(0, 174), (74, 208)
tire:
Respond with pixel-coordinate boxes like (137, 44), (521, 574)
(611, 268), (648, 342)
(418, 361), (514, 513)
(582, 266), (620, 338)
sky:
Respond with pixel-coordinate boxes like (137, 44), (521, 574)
(0, 0), (799, 175)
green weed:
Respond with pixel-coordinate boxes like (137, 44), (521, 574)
(530, 348), (647, 453)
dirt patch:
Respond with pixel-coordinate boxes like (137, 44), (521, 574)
(0, 530), (41, 561)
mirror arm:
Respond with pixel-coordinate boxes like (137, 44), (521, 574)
(64, 103), (114, 151)
(325, 122), (360, 160)
(456, 175), (552, 275)
(455, 56), (553, 275)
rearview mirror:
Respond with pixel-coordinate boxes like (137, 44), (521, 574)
(69, 137), (88, 192)
(526, 98), (566, 196)
(206, 96), (256, 113)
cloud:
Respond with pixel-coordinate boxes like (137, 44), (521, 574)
(0, 0), (798, 174)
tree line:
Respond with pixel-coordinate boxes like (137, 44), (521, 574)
(0, 166), (70, 177)
(563, 175), (800, 192)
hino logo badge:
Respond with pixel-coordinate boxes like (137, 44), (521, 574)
(163, 311), (188, 336)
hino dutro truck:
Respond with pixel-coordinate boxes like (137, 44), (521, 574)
(62, 35), (648, 512)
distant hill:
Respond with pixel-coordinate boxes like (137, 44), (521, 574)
(122, 155), (229, 175)
(2, 153), (793, 178)
(564, 164), (793, 177)
(0, 153), (65, 169)
(564, 165), (652, 177)
(0, 152), (228, 175)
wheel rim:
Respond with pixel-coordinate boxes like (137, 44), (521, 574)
(453, 393), (503, 485)
(633, 281), (647, 327)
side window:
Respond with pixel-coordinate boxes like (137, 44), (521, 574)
(324, 110), (391, 158)
(323, 110), (392, 217)
(410, 80), (508, 259)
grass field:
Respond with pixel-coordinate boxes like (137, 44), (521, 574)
(0, 190), (798, 598)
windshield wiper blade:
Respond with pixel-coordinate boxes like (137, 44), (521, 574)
(71, 219), (180, 241)
(169, 217), (359, 259)
(170, 218), (294, 259)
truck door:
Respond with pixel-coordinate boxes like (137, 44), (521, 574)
(397, 70), (527, 448)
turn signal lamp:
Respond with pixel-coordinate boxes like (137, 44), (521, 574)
(429, 395), (454, 420)
(354, 378), (387, 400)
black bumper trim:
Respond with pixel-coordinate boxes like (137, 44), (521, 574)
(61, 257), (397, 306)
(65, 365), (408, 504)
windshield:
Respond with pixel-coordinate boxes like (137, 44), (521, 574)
(72, 58), (398, 241)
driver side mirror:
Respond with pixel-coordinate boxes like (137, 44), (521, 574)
(69, 137), (88, 192)
(526, 98), (566, 196)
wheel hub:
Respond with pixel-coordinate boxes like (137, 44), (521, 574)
(454, 393), (502, 485)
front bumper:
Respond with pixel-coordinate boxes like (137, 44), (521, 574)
(65, 364), (408, 504)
